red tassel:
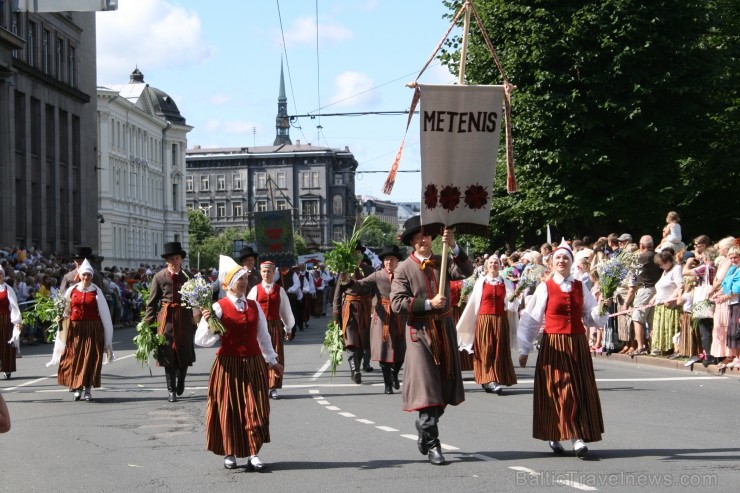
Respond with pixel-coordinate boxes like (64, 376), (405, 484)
(382, 140), (405, 195)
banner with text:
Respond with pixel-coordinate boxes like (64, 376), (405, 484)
(419, 84), (503, 236)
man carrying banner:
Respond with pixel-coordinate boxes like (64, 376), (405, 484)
(390, 216), (473, 465)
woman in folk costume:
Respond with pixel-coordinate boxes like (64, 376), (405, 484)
(197, 255), (283, 471)
(457, 255), (519, 395)
(49, 259), (114, 401)
(341, 245), (407, 394)
(450, 278), (474, 372)
(517, 239), (607, 458)
(144, 241), (197, 403)
(247, 260), (295, 400)
(389, 216), (474, 466)
(0, 266), (23, 380)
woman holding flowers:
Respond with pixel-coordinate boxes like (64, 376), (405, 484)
(518, 240), (607, 459)
(457, 255), (518, 395)
(54, 259), (113, 401)
(144, 242), (197, 403)
(247, 260), (295, 400)
(0, 266), (23, 379)
(196, 255), (283, 472)
(648, 250), (684, 356)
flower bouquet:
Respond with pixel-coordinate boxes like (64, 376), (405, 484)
(179, 273), (227, 335)
(21, 291), (68, 343)
(509, 270), (540, 302)
(459, 275), (477, 307)
(321, 321), (345, 376)
(596, 251), (639, 315)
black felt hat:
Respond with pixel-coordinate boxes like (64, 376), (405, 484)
(399, 216), (440, 246)
(73, 246), (93, 260)
(377, 244), (405, 261)
(161, 241), (187, 259)
(238, 246), (259, 263)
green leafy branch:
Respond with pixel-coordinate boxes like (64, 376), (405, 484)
(321, 321), (345, 377)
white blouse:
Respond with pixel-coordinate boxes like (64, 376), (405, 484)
(654, 264), (683, 303)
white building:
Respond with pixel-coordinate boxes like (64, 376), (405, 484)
(96, 68), (192, 268)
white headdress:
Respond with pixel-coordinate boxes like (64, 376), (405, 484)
(218, 255), (246, 290)
(78, 259), (94, 276)
(553, 238), (574, 262)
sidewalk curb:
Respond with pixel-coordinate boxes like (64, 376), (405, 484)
(593, 351), (739, 378)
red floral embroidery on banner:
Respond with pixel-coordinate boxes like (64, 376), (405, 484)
(424, 184), (438, 209)
(464, 184), (489, 210)
(439, 185), (461, 211)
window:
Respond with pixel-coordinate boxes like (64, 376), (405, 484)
(216, 202), (225, 218)
(301, 172), (309, 189)
(311, 171), (319, 188)
(256, 172), (266, 189)
(334, 173), (343, 186)
(276, 172), (286, 188)
(42, 30), (50, 74)
(56, 37), (63, 80)
(333, 226), (344, 242)
(276, 200), (287, 211)
(255, 200), (267, 212)
(11, 14), (19, 58)
(27, 21), (35, 67)
(199, 203), (212, 217)
(233, 202), (242, 218)
(332, 195), (343, 215)
(217, 174), (225, 190)
(185, 175), (193, 191)
(232, 173), (242, 190)
(200, 175), (209, 191)
(68, 46), (76, 87)
(302, 199), (319, 218)
(172, 184), (179, 211)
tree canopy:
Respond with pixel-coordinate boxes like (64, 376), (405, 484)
(440, 0), (739, 249)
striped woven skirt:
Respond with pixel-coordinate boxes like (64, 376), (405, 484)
(266, 319), (285, 389)
(0, 314), (17, 373)
(57, 320), (104, 390)
(472, 314), (517, 386)
(206, 354), (271, 458)
(678, 312), (700, 357)
(533, 332), (604, 443)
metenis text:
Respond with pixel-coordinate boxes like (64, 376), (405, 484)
(422, 110), (498, 133)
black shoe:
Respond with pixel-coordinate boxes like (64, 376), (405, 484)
(392, 375), (400, 390)
(73, 390), (82, 401)
(3, 372), (10, 380)
(269, 389), (279, 400)
(549, 441), (566, 454)
(415, 421), (428, 455)
(176, 371), (186, 396)
(352, 372), (362, 384)
(384, 384), (394, 394)
(573, 439), (589, 459)
(427, 443), (445, 465)
(248, 455), (265, 472)
(363, 366), (374, 373)
(168, 392), (177, 403)
(223, 455), (237, 469)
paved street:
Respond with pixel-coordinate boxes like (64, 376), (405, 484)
(2, 315), (739, 492)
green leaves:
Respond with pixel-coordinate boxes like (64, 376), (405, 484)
(321, 321), (345, 377)
(324, 216), (372, 274)
(132, 319), (164, 376)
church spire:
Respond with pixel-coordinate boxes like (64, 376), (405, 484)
(273, 59), (292, 145)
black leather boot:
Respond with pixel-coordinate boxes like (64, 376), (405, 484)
(426, 438), (445, 465)
(415, 420), (429, 455)
(165, 369), (177, 402)
(176, 368), (187, 396)
(348, 351), (361, 384)
(392, 361), (403, 390)
(380, 363), (393, 394)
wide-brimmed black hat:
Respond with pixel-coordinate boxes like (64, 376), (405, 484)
(238, 246), (259, 263)
(73, 246), (93, 260)
(161, 241), (187, 259)
(400, 216), (440, 246)
(377, 244), (405, 261)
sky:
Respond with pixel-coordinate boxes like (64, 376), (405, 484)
(95, 0), (462, 203)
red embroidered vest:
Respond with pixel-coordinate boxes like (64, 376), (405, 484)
(479, 282), (505, 315)
(70, 289), (101, 321)
(255, 285), (281, 321)
(216, 297), (261, 357)
(543, 278), (586, 335)
(0, 289), (9, 315)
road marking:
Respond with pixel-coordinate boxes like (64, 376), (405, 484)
(325, 405), (340, 411)
(509, 466), (597, 491)
(376, 426), (398, 432)
(338, 412), (356, 418)
(311, 360), (331, 380)
(316, 400), (330, 405)
(356, 419), (375, 424)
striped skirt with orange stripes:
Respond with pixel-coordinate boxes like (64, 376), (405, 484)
(266, 319), (285, 389)
(206, 354), (271, 458)
(472, 314), (517, 386)
(57, 320), (104, 390)
(533, 332), (604, 443)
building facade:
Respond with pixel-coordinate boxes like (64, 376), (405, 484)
(359, 195), (399, 229)
(0, 5), (98, 255)
(96, 68), (192, 268)
(185, 66), (359, 251)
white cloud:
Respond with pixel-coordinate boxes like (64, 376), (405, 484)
(282, 16), (353, 47)
(208, 94), (230, 106)
(96, 0), (214, 84)
(327, 71), (380, 108)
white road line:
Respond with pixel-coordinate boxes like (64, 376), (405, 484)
(308, 389), (320, 394)
(510, 466), (539, 475)
(440, 443), (459, 451)
(338, 412), (356, 418)
(356, 419), (375, 424)
(325, 405), (340, 411)
(2, 376), (50, 391)
(311, 360), (331, 380)
(375, 426), (398, 432)
(316, 400), (330, 405)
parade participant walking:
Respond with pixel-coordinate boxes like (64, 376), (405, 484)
(517, 240), (607, 458)
(333, 243), (374, 384)
(0, 266), (23, 380)
(144, 242), (197, 403)
(341, 245), (407, 394)
(238, 246), (262, 295)
(59, 246), (106, 293)
(52, 260), (113, 401)
(457, 255), (518, 395)
(247, 260), (295, 400)
(311, 267), (326, 318)
(390, 216), (473, 465)
(196, 255), (283, 471)
(281, 265), (304, 331)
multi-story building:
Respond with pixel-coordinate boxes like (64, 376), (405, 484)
(0, 5), (98, 255)
(359, 195), (399, 229)
(185, 65), (359, 251)
(96, 68), (192, 268)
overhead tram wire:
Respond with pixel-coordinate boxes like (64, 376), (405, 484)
(314, 0), (324, 147)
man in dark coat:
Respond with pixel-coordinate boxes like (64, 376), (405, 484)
(59, 246), (106, 294)
(390, 216), (473, 465)
(144, 242), (197, 402)
(238, 246), (262, 295)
